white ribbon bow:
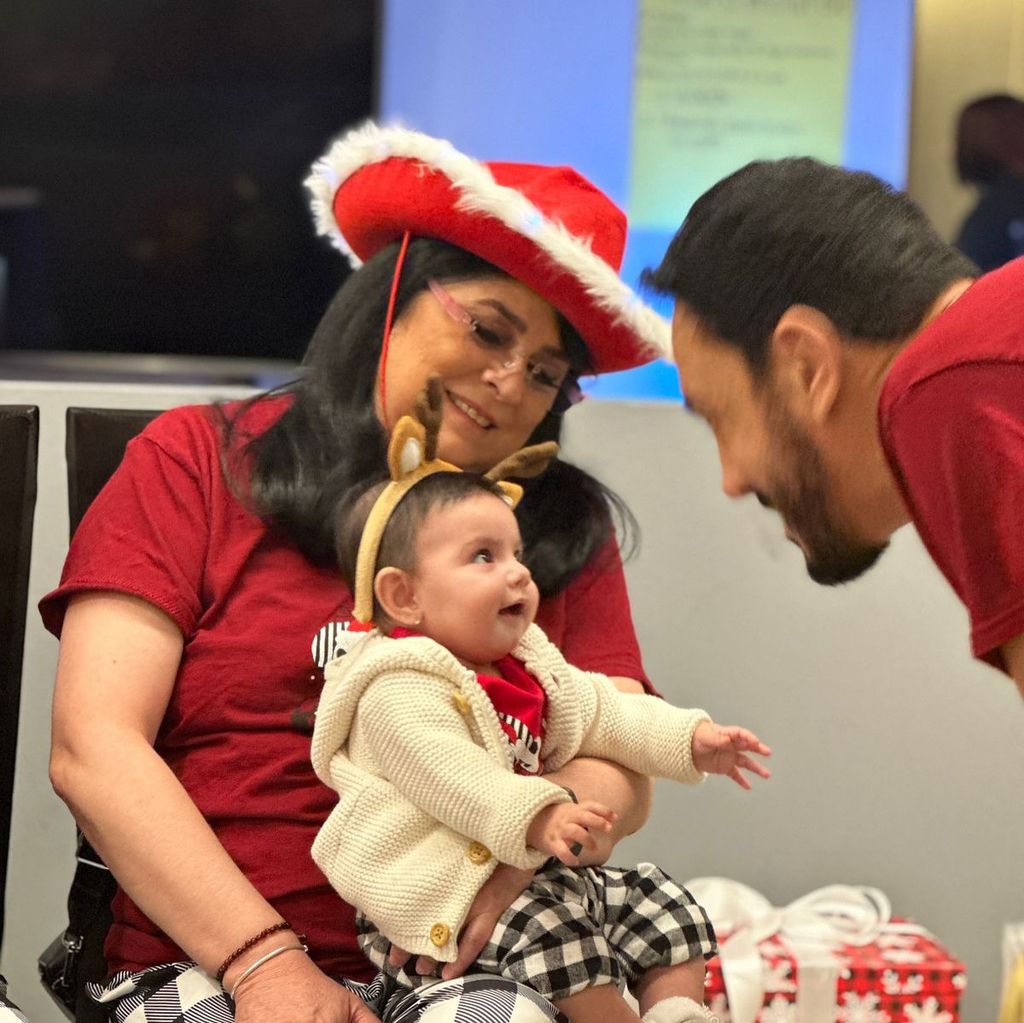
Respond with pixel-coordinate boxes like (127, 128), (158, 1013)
(686, 878), (893, 1023)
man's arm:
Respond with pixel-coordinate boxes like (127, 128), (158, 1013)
(1001, 633), (1024, 699)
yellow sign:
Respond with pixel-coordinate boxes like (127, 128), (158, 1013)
(629, 0), (855, 228)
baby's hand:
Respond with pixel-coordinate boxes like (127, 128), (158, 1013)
(692, 722), (772, 789)
(527, 799), (617, 865)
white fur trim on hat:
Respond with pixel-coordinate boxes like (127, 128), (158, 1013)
(305, 121), (670, 362)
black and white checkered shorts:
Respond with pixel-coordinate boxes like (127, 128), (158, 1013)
(87, 963), (565, 1023)
(361, 861), (717, 1002)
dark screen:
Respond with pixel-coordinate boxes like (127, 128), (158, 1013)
(0, 1), (376, 359)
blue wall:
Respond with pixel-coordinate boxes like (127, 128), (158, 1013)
(379, 0), (915, 401)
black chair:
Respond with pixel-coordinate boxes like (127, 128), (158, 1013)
(0, 405), (39, 953)
(39, 407), (160, 1022)
(65, 407), (163, 536)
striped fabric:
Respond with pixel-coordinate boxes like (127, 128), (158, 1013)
(0, 975), (29, 1023)
(89, 963), (566, 1023)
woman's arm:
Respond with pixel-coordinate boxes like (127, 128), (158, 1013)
(536, 531), (656, 857)
(431, 674), (652, 979)
(347, 669), (573, 868)
(50, 592), (377, 1023)
(542, 675), (653, 864)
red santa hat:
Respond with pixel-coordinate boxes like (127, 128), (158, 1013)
(306, 122), (669, 374)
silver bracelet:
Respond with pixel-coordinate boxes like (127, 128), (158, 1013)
(227, 941), (309, 1000)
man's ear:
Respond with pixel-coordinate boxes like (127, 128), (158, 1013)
(769, 304), (842, 424)
(373, 567), (421, 627)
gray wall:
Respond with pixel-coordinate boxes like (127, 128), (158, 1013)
(3, 387), (1022, 1023)
(562, 400), (1024, 1023)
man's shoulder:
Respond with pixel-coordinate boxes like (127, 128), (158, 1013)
(883, 260), (1024, 413)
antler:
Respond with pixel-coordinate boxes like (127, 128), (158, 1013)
(357, 379), (559, 623)
(414, 376), (445, 462)
(485, 441), (559, 483)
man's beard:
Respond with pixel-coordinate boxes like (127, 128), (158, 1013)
(764, 416), (888, 586)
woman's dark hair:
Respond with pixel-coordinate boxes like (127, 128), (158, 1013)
(218, 237), (636, 597)
(955, 94), (1024, 184)
(644, 157), (976, 377)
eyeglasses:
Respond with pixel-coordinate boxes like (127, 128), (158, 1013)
(427, 279), (583, 414)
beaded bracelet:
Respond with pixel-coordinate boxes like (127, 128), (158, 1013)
(229, 942), (309, 1000)
(215, 921), (292, 983)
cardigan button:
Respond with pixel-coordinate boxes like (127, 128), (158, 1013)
(429, 923), (451, 947)
(467, 841), (491, 864)
(452, 692), (471, 717)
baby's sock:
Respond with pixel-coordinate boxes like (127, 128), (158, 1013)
(641, 995), (717, 1023)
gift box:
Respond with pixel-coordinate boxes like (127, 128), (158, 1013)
(686, 879), (966, 1023)
(1000, 921), (1024, 1023)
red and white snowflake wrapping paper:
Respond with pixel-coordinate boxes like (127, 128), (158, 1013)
(684, 879), (965, 1023)
(703, 915), (965, 1023)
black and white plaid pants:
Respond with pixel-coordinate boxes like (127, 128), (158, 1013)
(88, 966), (564, 1023)
(360, 861), (718, 1002)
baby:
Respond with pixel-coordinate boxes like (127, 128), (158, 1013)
(312, 386), (770, 1023)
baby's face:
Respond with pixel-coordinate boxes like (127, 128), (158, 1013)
(411, 492), (539, 671)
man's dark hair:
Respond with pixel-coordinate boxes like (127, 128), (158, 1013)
(643, 157), (977, 375)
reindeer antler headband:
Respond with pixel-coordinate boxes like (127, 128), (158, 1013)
(351, 376), (558, 624)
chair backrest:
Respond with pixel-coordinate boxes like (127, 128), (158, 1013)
(65, 407), (162, 535)
(0, 405), (39, 951)
(57, 408), (162, 1020)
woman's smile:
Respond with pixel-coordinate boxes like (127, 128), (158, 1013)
(446, 390), (495, 430)
(379, 276), (564, 468)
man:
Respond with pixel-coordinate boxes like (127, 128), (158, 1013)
(644, 157), (1024, 693)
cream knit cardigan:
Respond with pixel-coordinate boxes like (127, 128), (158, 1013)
(311, 624), (710, 961)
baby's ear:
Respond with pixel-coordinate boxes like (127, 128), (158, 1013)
(373, 567), (421, 627)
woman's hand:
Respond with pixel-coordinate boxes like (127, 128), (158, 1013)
(392, 675), (654, 980)
(231, 948), (380, 1023)
(388, 863), (537, 981)
(442, 862), (536, 979)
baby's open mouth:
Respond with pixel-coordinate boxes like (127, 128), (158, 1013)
(499, 602), (524, 616)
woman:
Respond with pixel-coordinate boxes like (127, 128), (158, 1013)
(42, 123), (671, 1023)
